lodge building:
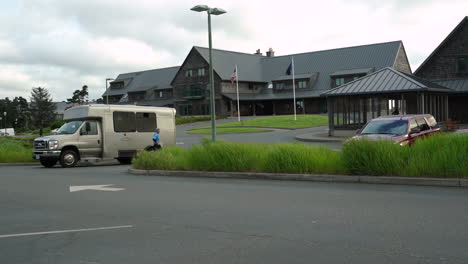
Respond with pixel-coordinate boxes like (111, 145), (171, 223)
(102, 16), (468, 129)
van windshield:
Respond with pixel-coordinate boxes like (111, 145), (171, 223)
(56, 121), (83, 135)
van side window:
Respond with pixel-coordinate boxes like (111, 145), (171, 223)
(113, 112), (136, 132)
(80, 121), (98, 135)
(136, 112), (157, 132)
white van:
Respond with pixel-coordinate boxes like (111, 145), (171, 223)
(33, 105), (176, 168)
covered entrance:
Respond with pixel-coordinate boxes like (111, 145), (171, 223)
(322, 67), (451, 136)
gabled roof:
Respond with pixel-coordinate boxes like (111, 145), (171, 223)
(415, 16), (468, 75)
(194, 46), (264, 82)
(322, 67), (450, 97)
(103, 66), (180, 96)
(433, 78), (468, 93)
(195, 41), (403, 99)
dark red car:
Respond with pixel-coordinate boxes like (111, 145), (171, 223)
(352, 114), (440, 146)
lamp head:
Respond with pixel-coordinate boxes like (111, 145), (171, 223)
(210, 8), (227, 15)
(190, 5), (209, 12)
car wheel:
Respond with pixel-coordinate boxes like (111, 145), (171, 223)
(117, 157), (132, 164)
(60, 150), (78, 168)
(40, 158), (57, 168)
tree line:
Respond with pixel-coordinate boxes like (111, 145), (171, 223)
(0, 85), (93, 132)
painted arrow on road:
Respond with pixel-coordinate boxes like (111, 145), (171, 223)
(69, 184), (125, 192)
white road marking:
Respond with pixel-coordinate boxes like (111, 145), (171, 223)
(0, 225), (133, 239)
(69, 184), (125, 192)
(176, 142), (184, 145)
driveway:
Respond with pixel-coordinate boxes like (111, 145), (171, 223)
(176, 117), (343, 150)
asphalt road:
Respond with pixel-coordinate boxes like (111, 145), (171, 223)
(1, 165), (468, 263)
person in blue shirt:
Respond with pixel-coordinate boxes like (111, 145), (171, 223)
(152, 128), (161, 149)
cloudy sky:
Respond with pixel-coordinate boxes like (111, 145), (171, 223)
(1, 0), (467, 102)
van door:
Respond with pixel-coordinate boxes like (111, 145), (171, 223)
(79, 120), (102, 158)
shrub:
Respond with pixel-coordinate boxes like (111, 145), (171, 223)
(50, 120), (66, 129)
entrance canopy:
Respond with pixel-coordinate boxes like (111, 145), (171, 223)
(321, 67), (451, 135)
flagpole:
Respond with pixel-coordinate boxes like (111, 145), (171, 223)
(292, 56), (296, 121)
(235, 65), (240, 122)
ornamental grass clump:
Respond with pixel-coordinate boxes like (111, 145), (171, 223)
(405, 133), (468, 178)
(342, 139), (408, 176)
(185, 139), (266, 172)
(261, 143), (345, 174)
(132, 147), (185, 170)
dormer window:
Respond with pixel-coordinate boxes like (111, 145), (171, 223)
(335, 78), (345, 86)
(110, 82), (124, 89)
(458, 56), (468, 73)
(297, 80), (307, 89)
(275, 83), (285, 90)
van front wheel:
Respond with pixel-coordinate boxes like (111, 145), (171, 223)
(60, 150), (78, 168)
(40, 158), (57, 168)
(117, 158), (132, 164)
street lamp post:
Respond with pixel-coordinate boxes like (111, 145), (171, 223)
(105, 78), (114, 105)
(191, 4), (226, 142)
(3, 112), (6, 135)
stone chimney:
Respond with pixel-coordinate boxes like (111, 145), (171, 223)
(266, 48), (275, 57)
(254, 49), (262, 55)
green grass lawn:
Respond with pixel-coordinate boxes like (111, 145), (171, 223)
(176, 116), (227, 125)
(0, 137), (35, 163)
(187, 127), (272, 134)
(192, 115), (328, 131)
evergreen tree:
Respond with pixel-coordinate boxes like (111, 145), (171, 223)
(30, 87), (56, 128)
(67, 85), (89, 104)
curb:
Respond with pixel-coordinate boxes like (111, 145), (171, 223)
(128, 168), (467, 188)
(295, 134), (345, 143)
(0, 162), (39, 167)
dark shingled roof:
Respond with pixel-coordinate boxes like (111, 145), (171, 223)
(104, 41), (404, 101)
(433, 78), (468, 93)
(103, 66), (179, 96)
(196, 41), (403, 100)
(322, 67), (451, 97)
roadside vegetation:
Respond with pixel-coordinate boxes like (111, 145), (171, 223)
(133, 133), (468, 178)
(0, 137), (35, 163)
(190, 115), (328, 131)
(133, 139), (345, 174)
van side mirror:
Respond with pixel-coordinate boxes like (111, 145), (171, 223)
(85, 122), (91, 132)
(356, 128), (362, 134)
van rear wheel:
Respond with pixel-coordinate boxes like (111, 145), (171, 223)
(60, 150), (78, 168)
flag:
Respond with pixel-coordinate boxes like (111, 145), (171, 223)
(230, 68), (237, 83)
(285, 63), (292, 75)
